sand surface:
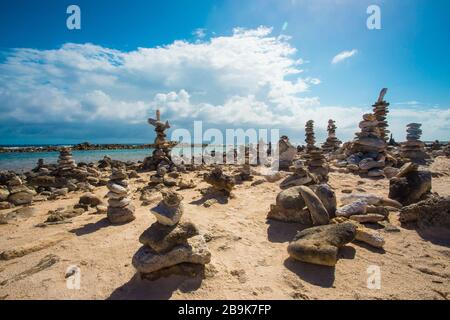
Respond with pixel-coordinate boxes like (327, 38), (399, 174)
(0, 157), (449, 300)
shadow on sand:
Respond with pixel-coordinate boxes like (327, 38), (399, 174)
(69, 217), (111, 236)
(283, 246), (356, 288)
(401, 222), (450, 247)
(266, 219), (308, 243)
(189, 189), (229, 206)
(108, 273), (204, 300)
(284, 258), (336, 288)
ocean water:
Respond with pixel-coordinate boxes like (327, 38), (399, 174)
(0, 146), (230, 172)
(0, 149), (153, 172)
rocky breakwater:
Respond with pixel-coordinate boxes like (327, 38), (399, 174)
(106, 169), (135, 224)
(132, 190), (211, 279)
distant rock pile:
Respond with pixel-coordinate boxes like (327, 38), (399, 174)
(280, 161), (314, 189)
(132, 190), (211, 279)
(106, 169), (135, 224)
(400, 123), (429, 164)
(57, 148), (76, 173)
(204, 166), (235, 196)
(304, 120), (328, 181)
(322, 119), (341, 153)
(6, 175), (35, 206)
(276, 136), (297, 171)
(372, 88), (390, 141)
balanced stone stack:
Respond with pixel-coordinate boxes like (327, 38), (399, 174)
(57, 148), (76, 172)
(132, 190), (211, 279)
(305, 120), (316, 153)
(143, 110), (174, 171)
(6, 175), (36, 206)
(106, 169), (135, 224)
(322, 119), (342, 153)
(351, 113), (386, 154)
(400, 123), (429, 164)
(280, 160), (315, 189)
(275, 136), (297, 170)
(304, 120), (328, 181)
(372, 88), (390, 142)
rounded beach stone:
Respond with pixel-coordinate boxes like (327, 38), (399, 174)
(107, 203), (136, 224)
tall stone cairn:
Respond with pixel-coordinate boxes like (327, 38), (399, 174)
(57, 148), (76, 172)
(401, 123), (428, 164)
(304, 120), (328, 181)
(372, 88), (390, 142)
(106, 168), (135, 224)
(322, 119), (341, 152)
(144, 109), (173, 171)
(305, 120), (316, 153)
(351, 113), (386, 154)
(132, 190), (211, 279)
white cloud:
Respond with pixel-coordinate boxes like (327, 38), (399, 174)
(193, 28), (206, 39)
(331, 49), (358, 64)
(0, 27), (448, 142)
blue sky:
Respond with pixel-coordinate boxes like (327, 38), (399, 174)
(0, 0), (449, 145)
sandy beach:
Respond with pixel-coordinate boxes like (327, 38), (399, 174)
(0, 156), (448, 300)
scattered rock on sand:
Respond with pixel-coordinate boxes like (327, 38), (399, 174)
(298, 186), (330, 226)
(287, 223), (357, 266)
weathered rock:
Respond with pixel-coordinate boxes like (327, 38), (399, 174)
(132, 235), (211, 274)
(350, 214), (385, 223)
(287, 223), (357, 266)
(336, 200), (368, 217)
(178, 178), (195, 189)
(399, 196), (450, 234)
(0, 188), (9, 201)
(355, 227), (385, 248)
(107, 204), (136, 224)
(139, 221), (199, 253)
(108, 197), (131, 208)
(267, 186), (312, 225)
(106, 182), (128, 195)
(341, 193), (402, 208)
(310, 184), (337, 218)
(204, 167), (235, 194)
(389, 171), (432, 205)
(298, 186), (330, 225)
(151, 191), (184, 226)
(8, 191), (34, 205)
(79, 193), (103, 207)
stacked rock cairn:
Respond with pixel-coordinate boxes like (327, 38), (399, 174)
(349, 113), (387, 177)
(304, 120), (328, 181)
(106, 168), (135, 224)
(57, 148), (76, 173)
(6, 175), (35, 206)
(322, 119), (342, 153)
(372, 88), (390, 142)
(132, 190), (211, 279)
(275, 136), (297, 171)
(400, 123), (429, 164)
(144, 109), (173, 171)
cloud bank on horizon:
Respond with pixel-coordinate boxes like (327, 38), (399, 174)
(0, 26), (448, 143)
